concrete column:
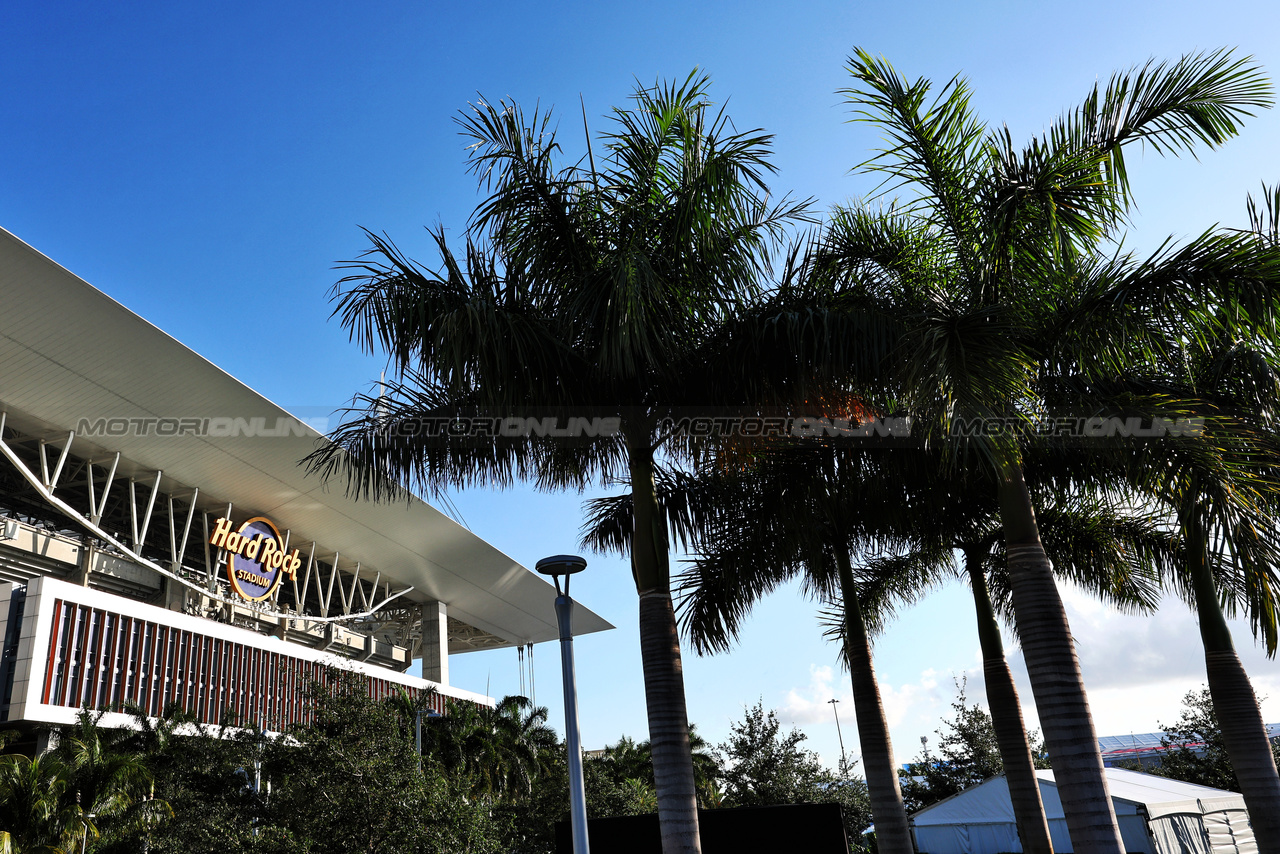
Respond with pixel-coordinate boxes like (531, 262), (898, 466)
(420, 600), (448, 686)
(74, 537), (94, 586)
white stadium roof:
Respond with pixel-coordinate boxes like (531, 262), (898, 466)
(0, 226), (611, 648)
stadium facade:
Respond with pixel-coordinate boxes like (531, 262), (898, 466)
(0, 227), (610, 736)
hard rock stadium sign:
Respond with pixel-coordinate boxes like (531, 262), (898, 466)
(209, 516), (302, 601)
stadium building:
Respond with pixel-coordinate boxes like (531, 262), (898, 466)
(0, 228), (610, 740)
(1098, 725), (1280, 770)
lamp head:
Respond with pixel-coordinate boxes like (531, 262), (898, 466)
(536, 555), (587, 576)
(536, 554), (587, 597)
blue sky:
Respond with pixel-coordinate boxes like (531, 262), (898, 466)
(5, 0), (1280, 771)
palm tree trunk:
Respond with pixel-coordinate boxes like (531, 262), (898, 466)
(966, 553), (1054, 854)
(997, 460), (1124, 854)
(630, 439), (701, 854)
(1185, 519), (1280, 851)
(835, 548), (915, 854)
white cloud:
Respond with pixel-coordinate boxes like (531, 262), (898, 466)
(780, 663), (842, 725)
(1006, 588), (1280, 737)
(879, 668), (945, 728)
(778, 588), (1280, 773)
(780, 661), (989, 768)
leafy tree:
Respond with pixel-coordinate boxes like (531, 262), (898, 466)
(584, 756), (659, 818)
(1145, 687), (1280, 792)
(2, 684), (573, 853)
(820, 775), (874, 854)
(263, 671), (501, 854)
(899, 679), (1047, 813)
(714, 701), (873, 847)
(497, 742), (673, 854)
(122, 705), (266, 854)
(715, 701), (831, 808)
(308, 72), (810, 854)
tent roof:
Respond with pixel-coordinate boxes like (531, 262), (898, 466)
(1060, 768), (1246, 820)
(910, 776), (1021, 827)
(912, 768), (1246, 826)
(0, 227), (612, 648)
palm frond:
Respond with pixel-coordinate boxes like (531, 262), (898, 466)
(842, 49), (986, 275)
(819, 548), (956, 650)
(579, 467), (726, 557)
(1047, 49), (1272, 211)
(1246, 181), (1280, 245)
(1033, 501), (1172, 614)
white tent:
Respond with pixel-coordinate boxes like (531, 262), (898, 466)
(910, 768), (1255, 854)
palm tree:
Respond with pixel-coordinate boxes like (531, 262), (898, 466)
(961, 543), (1051, 851)
(959, 496), (1171, 854)
(308, 73), (809, 854)
(615, 444), (1168, 854)
(596, 727), (721, 808)
(583, 453), (966, 854)
(821, 47), (1277, 851)
(1011, 214), (1280, 840)
(1111, 316), (1280, 841)
(599, 735), (652, 782)
(485, 695), (560, 800)
(420, 695), (559, 802)
(0, 751), (83, 854)
(53, 710), (170, 851)
(610, 448), (937, 854)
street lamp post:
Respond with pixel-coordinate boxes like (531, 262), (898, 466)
(828, 698), (847, 773)
(80, 812), (96, 853)
(414, 707), (442, 771)
(536, 554), (590, 854)
(416, 709), (425, 771)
